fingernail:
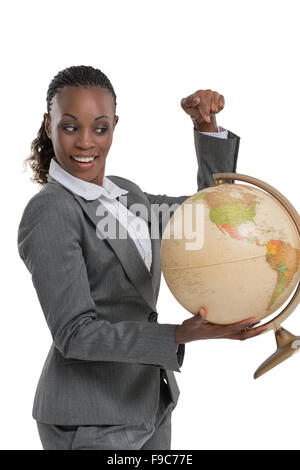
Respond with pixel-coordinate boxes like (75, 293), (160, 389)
(257, 326), (268, 332)
(242, 317), (256, 324)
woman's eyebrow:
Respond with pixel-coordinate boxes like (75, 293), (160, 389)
(62, 113), (110, 120)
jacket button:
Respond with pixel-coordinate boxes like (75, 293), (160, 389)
(148, 312), (158, 322)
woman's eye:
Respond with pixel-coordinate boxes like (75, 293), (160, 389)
(64, 125), (77, 132)
(63, 126), (107, 134)
(95, 127), (107, 134)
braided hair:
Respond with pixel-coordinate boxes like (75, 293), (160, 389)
(24, 65), (117, 186)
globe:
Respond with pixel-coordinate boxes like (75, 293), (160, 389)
(161, 180), (300, 326)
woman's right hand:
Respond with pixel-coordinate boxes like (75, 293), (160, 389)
(175, 308), (268, 344)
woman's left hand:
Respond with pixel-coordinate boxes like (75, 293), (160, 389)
(180, 89), (225, 132)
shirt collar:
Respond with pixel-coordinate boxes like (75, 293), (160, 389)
(47, 157), (128, 201)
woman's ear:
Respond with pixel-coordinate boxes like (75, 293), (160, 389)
(113, 115), (119, 129)
(44, 113), (52, 140)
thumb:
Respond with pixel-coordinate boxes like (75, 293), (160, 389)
(198, 307), (207, 321)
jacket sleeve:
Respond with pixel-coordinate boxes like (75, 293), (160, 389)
(17, 193), (183, 373)
(143, 127), (240, 368)
(143, 128), (240, 238)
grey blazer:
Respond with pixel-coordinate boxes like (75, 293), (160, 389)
(17, 128), (240, 425)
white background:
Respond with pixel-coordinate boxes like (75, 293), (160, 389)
(2, 0), (299, 450)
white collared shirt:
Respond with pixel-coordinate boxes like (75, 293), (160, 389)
(48, 158), (153, 271)
(201, 126), (228, 138)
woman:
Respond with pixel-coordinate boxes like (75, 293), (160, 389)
(17, 65), (266, 450)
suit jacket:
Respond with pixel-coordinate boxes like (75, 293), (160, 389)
(17, 128), (240, 425)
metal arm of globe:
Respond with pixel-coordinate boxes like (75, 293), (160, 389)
(213, 173), (300, 379)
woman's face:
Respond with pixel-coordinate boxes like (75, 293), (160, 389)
(44, 85), (118, 186)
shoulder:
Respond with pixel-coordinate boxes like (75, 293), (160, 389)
(19, 183), (82, 228)
(106, 175), (144, 194)
(17, 185), (84, 263)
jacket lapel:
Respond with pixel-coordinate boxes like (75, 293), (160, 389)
(46, 175), (160, 312)
(111, 182), (162, 297)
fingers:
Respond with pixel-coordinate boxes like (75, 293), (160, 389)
(211, 93), (225, 114)
(227, 325), (268, 341)
(197, 307), (207, 322)
(194, 308), (268, 342)
(196, 91), (211, 123)
(210, 92), (220, 113)
(223, 316), (256, 333)
(180, 93), (199, 109)
(230, 316), (257, 328)
(212, 317), (260, 339)
(234, 316), (257, 325)
(181, 89), (224, 123)
(219, 94), (225, 110)
(196, 311), (257, 333)
(240, 324), (268, 340)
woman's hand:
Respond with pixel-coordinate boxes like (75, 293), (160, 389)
(175, 307), (268, 344)
(180, 89), (225, 132)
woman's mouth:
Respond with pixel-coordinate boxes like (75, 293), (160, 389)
(70, 155), (98, 169)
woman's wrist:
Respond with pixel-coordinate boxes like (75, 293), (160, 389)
(175, 325), (184, 345)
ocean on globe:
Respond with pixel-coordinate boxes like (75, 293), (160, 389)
(161, 183), (300, 324)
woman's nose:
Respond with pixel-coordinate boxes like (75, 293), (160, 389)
(75, 129), (95, 149)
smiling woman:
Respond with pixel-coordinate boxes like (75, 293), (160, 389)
(44, 86), (118, 184)
(24, 66), (118, 186)
(18, 64), (242, 450)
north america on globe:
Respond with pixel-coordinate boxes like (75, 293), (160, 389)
(191, 185), (300, 312)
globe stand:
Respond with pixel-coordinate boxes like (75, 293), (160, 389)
(253, 327), (300, 379)
(213, 172), (300, 379)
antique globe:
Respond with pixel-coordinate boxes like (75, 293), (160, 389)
(160, 173), (300, 378)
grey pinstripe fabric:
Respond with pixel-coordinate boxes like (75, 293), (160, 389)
(36, 373), (175, 450)
(17, 128), (240, 427)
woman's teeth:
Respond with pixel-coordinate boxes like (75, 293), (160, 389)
(71, 156), (97, 162)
